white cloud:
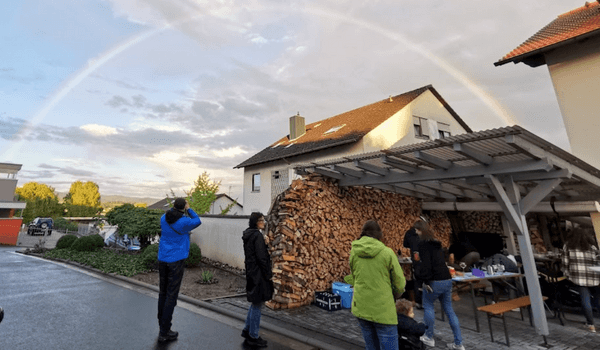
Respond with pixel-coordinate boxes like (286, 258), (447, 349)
(212, 146), (248, 158)
(80, 124), (119, 136)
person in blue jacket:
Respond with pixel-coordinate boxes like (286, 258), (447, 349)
(157, 197), (201, 342)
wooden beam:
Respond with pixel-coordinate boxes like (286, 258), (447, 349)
(354, 161), (389, 176)
(453, 142), (493, 165)
(414, 151), (453, 169)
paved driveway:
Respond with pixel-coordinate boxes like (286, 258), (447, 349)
(0, 246), (313, 350)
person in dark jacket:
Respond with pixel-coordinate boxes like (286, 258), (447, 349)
(157, 198), (201, 342)
(241, 212), (273, 348)
(403, 220), (422, 307)
(395, 299), (427, 350)
(414, 220), (465, 350)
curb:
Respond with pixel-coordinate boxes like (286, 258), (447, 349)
(16, 251), (357, 350)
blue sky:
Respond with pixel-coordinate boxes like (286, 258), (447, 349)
(0, 0), (587, 202)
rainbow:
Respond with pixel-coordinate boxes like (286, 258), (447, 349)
(2, 4), (514, 161)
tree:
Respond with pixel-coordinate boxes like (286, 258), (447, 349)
(64, 204), (102, 217)
(183, 171), (221, 214)
(106, 204), (163, 248)
(64, 181), (101, 208)
(21, 197), (64, 224)
(16, 182), (57, 201)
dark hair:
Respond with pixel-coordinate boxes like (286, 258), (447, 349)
(174, 198), (186, 211)
(360, 220), (383, 240)
(414, 220), (436, 241)
(249, 212), (264, 229)
(566, 228), (597, 251)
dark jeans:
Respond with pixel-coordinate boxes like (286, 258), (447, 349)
(578, 285), (600, 325)
(158, 260), (185, 334)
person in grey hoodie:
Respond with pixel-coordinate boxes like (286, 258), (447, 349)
(241, 212), (273, 348)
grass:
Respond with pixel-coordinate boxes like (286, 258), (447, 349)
(201, 269), (214, 282)
(44, 248), (149, 277)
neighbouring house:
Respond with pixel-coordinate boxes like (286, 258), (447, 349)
(148, 193), (243, 215)
(234, 85), (473, 214)
(495, 1), (600, 169)
(0, 163), (27, 245)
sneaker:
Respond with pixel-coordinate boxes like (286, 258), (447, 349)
(585, 324), (596, 333)
(241, 329), (250, 339)
(447, 343), (465, 350)
(158, 330), (179, 342)
(245, 336), (268, 348)
(420, 335), (435, 347)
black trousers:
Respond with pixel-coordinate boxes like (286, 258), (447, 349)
(158, 260), (185, 334)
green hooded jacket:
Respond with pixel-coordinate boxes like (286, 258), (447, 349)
(349, 236), (406, 325)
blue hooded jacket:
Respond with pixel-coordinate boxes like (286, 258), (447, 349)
(158, 208), (201, 263)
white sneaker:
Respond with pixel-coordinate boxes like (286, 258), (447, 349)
(447, 343), (465, 350)
(420, 335), (435, 347)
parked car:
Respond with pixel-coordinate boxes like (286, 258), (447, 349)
(27, 217), (54, 235)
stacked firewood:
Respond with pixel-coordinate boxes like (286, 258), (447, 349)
(528, 225), (547, 253)
(459, 211), (502, 234)
(263, 174), (453, 310)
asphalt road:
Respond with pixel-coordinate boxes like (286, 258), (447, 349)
(0, 246), (315, 350)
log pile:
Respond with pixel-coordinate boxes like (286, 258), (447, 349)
(528, 225), (547, 253)
(459, 211), (502, 234)
(263, 174), (453, 310)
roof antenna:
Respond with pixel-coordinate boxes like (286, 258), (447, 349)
(389, 95), (393, 102)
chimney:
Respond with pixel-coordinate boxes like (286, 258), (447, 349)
(289, 112), (306, 140)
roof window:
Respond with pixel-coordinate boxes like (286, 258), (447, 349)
(324, 124), (345, 135)
(285, 143), (295, 148)
(271, 142), (284, 148)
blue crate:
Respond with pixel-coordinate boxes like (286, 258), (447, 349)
(332, 282), (353, 309)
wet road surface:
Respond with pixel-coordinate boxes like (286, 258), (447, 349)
(0, 246), (314, 350)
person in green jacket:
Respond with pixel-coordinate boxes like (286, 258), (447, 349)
(349, 220), (406, 350)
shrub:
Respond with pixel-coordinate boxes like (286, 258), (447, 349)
(201, 270), (214, 282)
(142, 244), (159, 269)
(71, 234), (104, 252)
(53, 218), (79, 232)
(185, 243), (202, 267)
(55, 234), (78, 250)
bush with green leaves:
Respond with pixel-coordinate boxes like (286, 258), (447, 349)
(55, 234), (78, 250)
(71, 234), (104, 252)
(142, 244), (159, 269)
(201, 270), (214, 282)
(185, 243), (202, 267)
(106, 204), (163, 249)
(53, 218), (79, 232)
(43, 249), (147, 277)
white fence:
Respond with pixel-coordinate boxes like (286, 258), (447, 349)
(190, 215), (249, 269)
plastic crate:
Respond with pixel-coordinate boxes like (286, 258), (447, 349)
(332, 282), (353, 309)
(314, 291), (342, 311)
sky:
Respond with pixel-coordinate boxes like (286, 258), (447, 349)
(0, 0), (587, 203)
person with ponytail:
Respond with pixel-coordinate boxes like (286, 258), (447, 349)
(413, 220), (465, 350)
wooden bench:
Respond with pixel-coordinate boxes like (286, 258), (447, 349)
(477, 296), (548, 347)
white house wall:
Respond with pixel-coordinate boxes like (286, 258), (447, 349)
(209, 196), (243, 215)
(363, 90), (467, 151)
(545, 35), (600, 169)
(190, 216), (248, 269)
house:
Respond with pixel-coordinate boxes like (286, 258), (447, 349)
(0, 163), (27, 218)
(234, 85), (473, 215)
(0, 163), (27, 245)
(495, 1), (600, 169)
(148, 194), (243, 215)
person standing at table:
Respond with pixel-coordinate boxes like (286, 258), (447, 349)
(414, 220), (465, 350)
(350, 220), (406, 350)
(403, 219), (423, 308)
(562, 227), (600, 333)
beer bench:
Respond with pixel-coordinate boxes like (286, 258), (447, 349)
(477, 296), (548, 347)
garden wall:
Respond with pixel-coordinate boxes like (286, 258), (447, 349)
(190, 215), (250, 269)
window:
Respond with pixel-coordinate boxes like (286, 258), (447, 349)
(439, 130), (451, 138)
(324, 124), (346, 135)
(252, 173), (261, 192)
(413, 116), (429, 139)
(438, 122), (451, 138)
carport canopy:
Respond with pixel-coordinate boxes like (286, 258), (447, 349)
(295, 125), (600, 337)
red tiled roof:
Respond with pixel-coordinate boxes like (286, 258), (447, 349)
(496, 2), (600, 67)
(234, 85), (471, 169)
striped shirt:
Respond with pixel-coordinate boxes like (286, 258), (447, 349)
(562, 245), (600, 287)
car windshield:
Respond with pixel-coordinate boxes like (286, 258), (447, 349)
(32, 218), (39, 224)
